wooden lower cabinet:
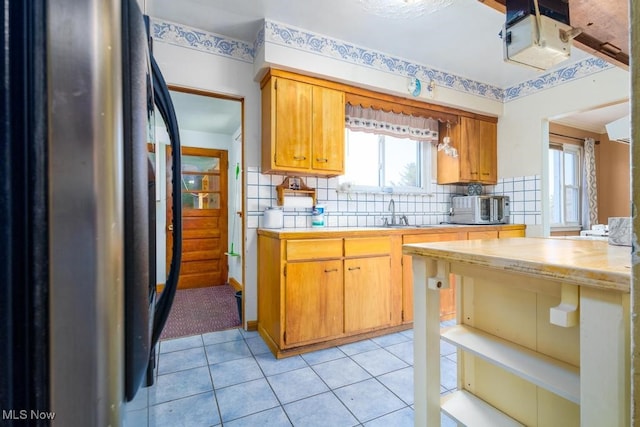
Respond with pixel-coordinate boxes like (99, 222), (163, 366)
(258, 234), (399, 358)
(402, 232), (466, 323)
(258, 226), (525, 357)
(344, 256), (391, 333)
(285, 259), (343, 345)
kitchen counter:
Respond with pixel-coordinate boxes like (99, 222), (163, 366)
(403, 237), (630, 292)
(406, 237), (630, 426)
(257, 223), (526, 239)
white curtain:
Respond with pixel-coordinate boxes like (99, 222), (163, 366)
(345, 104), (439, 142)
(581, 137), (598, 228)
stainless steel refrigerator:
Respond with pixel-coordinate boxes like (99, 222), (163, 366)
(1, 0), (182, 425)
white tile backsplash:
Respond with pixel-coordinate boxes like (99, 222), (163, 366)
(246, 169), (541, 229)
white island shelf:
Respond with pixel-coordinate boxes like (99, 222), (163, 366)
(404, 238), (630, 427)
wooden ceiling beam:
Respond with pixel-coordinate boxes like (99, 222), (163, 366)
(477, 0), (629, 70)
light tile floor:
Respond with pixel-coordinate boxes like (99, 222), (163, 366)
(125, 322), (458, 426)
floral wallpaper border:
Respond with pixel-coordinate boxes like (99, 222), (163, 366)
(151, 18), (615, 102)
(152, 19), (255, 63)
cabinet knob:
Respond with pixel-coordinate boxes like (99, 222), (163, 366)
(348, 266), (361, 271)
(316, 158), (328, 163)
(293, 156), (307, 161)
(324, 268), (338, 273)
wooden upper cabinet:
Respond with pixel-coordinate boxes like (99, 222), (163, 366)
(437, 116), (497, 185)
(261, 72), (345, 177)
(273, 78), (312, 170)
(311, 85), (344, 173)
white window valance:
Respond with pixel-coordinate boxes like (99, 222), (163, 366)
(345, 104), (439, 142)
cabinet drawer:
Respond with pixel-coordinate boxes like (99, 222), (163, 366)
(499, 229), (525, 238)
(344, 237), (391, 257)
(403, 232), (466, 244)
(468, 231), (498, 240)
(286, 239), (342, 261)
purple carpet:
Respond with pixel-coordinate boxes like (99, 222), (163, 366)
(160, 284), (241, 340)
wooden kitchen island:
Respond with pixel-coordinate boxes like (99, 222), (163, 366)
(403, 237), (631, 427)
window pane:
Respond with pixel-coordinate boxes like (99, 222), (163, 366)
(344, 130), (380, 186)
(182, 192), (220, 210)
(182, 155), (219, 172)
(564, 151), (577, 186)
(383, 136), (420, 187)
(565, 187), (579, 223)
(549, 148), (562, 224)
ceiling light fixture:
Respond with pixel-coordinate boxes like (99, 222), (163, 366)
(359, 0), (453, 19)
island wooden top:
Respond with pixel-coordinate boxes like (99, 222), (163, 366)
(403, 237), (631, 292)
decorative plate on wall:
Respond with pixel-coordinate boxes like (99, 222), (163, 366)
(467, 182), (482, 195)
(407, 77), (421, 97)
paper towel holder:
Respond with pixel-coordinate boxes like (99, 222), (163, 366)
(276, 176), (316, 206)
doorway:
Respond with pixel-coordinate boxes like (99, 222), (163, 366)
(166, 147), (228, 289)
(157, 88), (244, 339)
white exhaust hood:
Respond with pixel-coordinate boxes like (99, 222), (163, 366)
(605, 115), (630, 143)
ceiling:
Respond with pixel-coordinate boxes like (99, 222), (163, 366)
(169, 90), (241, 135)
(149, 0), (630, 135)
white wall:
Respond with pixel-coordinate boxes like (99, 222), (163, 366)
(259, 42), (503, 118)
(153, 42), (261, 326)
(499, 66), (629, 236)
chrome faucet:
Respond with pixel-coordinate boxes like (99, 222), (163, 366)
(388, 198), (396, 225)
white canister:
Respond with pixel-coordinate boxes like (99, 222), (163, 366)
(311, 204), (325, 227)
(263, 207), (283, 229)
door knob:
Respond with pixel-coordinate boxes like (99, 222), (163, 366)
(168, 224), (173, 231)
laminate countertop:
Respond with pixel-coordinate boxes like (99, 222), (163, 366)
(257, 223), (525, 239)
(402, 237), (631, 292)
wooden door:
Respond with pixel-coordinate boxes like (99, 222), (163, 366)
(311, 85), (344, 173)
(274, 77), (312, 170)
(167, 147), (228, 289)
(478, 120), (497, 183)
(344, 256), (391, 333)
(284, 260), (343, 345)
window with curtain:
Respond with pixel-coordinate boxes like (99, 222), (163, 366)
(340, 104), (439, 193)
(549, 143), (582, 226)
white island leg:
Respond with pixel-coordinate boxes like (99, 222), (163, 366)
(580, 287), (630, 427)
(413, 256), (445, 426)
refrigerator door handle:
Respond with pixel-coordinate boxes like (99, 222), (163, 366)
(149, 51), (182, 348)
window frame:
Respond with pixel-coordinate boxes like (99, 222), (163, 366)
(340, 128), (434, 194)
(549, 142), (582, 228)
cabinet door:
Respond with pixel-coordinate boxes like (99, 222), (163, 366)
(459, 117), (480, 182)
(312, 85), (345, 173)
(403, 232), (466, 323)
(478, 120), (497, 183)
(274, 78), (312, 170)
(285, 260), (343, 345)
(344, 256), (391, 333)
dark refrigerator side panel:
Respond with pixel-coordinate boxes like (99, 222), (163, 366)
(0, 0), (50, 422)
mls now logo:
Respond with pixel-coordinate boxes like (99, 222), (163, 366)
(2, 410), (56, 420)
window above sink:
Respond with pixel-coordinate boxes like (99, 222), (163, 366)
(339, 129), (435, 195)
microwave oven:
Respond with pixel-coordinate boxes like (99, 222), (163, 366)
(449, 195), (510, 224)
